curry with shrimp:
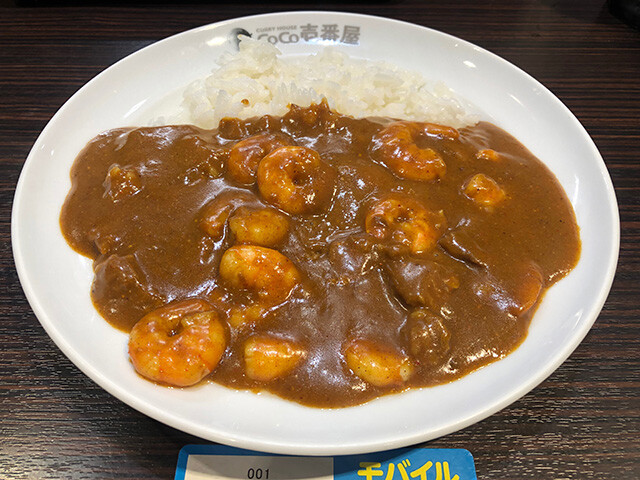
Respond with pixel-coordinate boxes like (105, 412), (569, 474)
(60, 102), (580, 407)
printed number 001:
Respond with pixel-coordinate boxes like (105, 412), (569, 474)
(247, 468), (269, 479)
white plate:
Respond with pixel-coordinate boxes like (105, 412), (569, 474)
(12, 12), (619, 455)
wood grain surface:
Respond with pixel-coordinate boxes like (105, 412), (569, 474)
(1, 0), (638, 478)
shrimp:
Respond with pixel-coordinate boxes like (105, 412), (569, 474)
(257, 146), (336, 215)
(200, 192), (288, 246)
(219, 245), (300, 326)
(473, 266), (544, 319)
(243, 335), (306, 382)
(344, 339), (414, 387)
(365, 194), (446, 255)
(229, 206), (290, 247)
(199, 191), (256, 240)
(227, 133), (289, 185)
(511, 263), (544, 316)
(370, 121), (459, 181)
(128, 299), (227, 387)
(463, 173), (506, 208)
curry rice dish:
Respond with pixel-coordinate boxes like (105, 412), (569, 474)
(60, 101), (580, 407)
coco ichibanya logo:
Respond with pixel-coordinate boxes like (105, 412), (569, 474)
(252, 23), (362, 45)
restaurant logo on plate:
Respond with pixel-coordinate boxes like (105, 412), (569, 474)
(250, 23), (362, 45)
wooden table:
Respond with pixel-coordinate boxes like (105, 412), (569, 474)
(1, 1), (638, 478)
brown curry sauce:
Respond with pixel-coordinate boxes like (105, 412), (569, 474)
(60, 102), (580, 407)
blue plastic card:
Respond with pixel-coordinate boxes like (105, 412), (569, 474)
(175, 444), (477, 480)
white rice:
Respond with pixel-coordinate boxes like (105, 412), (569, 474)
(180, 36), (477, 129)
